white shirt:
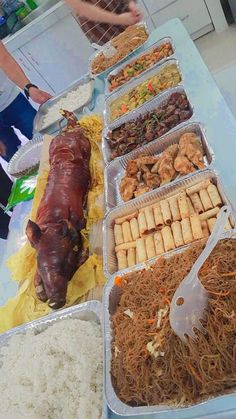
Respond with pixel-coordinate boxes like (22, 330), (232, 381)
(0, 70), (19, 112)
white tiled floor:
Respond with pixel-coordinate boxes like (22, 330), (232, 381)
(195, 24), (236, 119)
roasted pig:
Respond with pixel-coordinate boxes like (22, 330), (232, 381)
(26, 111), (91, 309)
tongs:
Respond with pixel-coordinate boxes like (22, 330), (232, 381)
(169, 205), (231, 343)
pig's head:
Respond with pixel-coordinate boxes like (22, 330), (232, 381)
(26, 219), (80, 309)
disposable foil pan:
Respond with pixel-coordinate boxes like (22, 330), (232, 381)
(88, 22), (149, 79)
(105, 37), (175, 96)
(104, 57), (182, 126)
(33, 74), (94, 135)
(102, 85), (193, 164)
(0, 300), (106, 419)
(103, 169), (234, 276)
(104, 122), (214, 210)
(7, 133), (43, 178)
(103, 228), (236, 416)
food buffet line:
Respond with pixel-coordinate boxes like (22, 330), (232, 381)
(1, 17), (236, 419)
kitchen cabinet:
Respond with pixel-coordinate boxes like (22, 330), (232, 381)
(19, 13), (94, 94)
(12, 49), (54, 109)
(143, 0), (213, 39)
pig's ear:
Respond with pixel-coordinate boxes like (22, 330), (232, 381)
(26, 220), (41, 247)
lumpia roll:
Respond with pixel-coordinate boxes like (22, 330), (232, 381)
(154, 231), (164, 255)
(138, 212), (148, 235)
(160, 199), (172, 225)
(161, 226), (175, 252)
(199, 189), (213, 211)
(117, 250), (127, 270)
(145, 235), (156, 259)
(153, 204), (164, 229)
(207, 217), (217, 233)
(127, 248), (136, 267)
(190, 213), (204, 240)
(168, 196), (181, 221)
(144, 206), (156, 233)
(122, 221), (132, 243)
(207, 183), (222, 207)
(178, 192), (189, 219)
(114, 224), (124, 245)
(181, 218), (193, 244)
(136, 238), (147, 263)
(171, 221), (184, 248)
(190, 192), (204, 214)
(130, 217), (140, 240)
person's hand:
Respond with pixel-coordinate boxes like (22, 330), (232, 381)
(0, 141), (6, 157)
(29, 87), (52, 105)
(128, 1), (143, 21)
(118, 11), (141, 26)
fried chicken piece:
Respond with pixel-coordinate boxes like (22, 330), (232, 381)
(174, 154), (195, 175)
(134, 184), (151, 198)
(126, 160), (139, 176)
(136, 155), (159, 165)
(158, 154), (177, 185)
(179, 133), (205, 169)
(120, 177), (139, 201)
(143, 172), (160, 189)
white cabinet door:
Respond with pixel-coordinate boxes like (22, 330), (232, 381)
(151, 0), (212, 35)
(20, 13), (94, 94)
(143, 0), (179, 15)
(12, 49), (54, 93)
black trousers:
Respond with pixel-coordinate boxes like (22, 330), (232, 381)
(0, 165), (12, 239)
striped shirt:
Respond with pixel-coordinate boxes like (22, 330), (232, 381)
(76, 0), (131, 45)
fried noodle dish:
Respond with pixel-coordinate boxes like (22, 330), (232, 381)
(111, 238), (236, 407)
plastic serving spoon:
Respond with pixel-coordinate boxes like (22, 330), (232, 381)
(91, 42), (117, 58)
(169, 205), (231, 343)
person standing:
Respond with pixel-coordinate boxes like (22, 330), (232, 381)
(0, 41), (51, 162)
(65, 0), (142, 45)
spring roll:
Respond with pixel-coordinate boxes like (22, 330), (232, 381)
(127, 248), (136, 267)
(115, 211), (138, 225)
(199, 207), (220, 221)
(145, 235), (156, 259)
(138, 212), (148, 235)
(136, 247), (139, 264)
(136, 238), (147, 263)
(130, 217), (140, 240)
(186, 196), (195, 215)
(114, 224), (124, 245)
(160, 199), (172, 225)
(115, 241), (136, 252)
(168, 196), (181, 221)
(190, 213), (204, 240)
(207, 184), (222, 207)
(181, 218), (193, 244)
(154, 231), (164, 255)
(144, 207), (156, 233)
(117, 250), (127, 270)
(207, 217), (216, 233)
(178, 192), (189, 220)
(153, 204), (164, 229)
(161, 226), (175, 252)
(171, 221), (184, 248)
(201, 220), (209, 238)
(122, 221), (132, 243)
(186, 180), (211, 196)
(190, 192), (204, 214)
(199, 189), (213, 211)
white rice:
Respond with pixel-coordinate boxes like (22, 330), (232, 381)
(0, 318), (103, 419)
(42, 82), (92, 129)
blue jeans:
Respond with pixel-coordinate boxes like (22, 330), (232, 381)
(0, 93), (36, 162)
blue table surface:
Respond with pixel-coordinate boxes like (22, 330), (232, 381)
(1, 17), (236, 419)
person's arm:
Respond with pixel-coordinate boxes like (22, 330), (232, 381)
(65, 0), (142, 26)
(0, 42), (51, 105)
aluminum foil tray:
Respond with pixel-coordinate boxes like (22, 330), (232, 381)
(33, 74), (94, 135)
(105, 37), (175, 96)
(88, 22), (149, 79)
(102, 85), (193, 164)
(104, 57), (182, 126)
(7, 134), (43, 178)
(105, 122), (214, 210)
(103, 228), (236, 416)
(103, 169), (234, 276)
(0, 300), (106, 419)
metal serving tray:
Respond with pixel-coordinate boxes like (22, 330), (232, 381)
(0, 300), (105, 419)
(105, 37), (175, 96)
(88, 22), (149, 79)
(103, 228), (236, 416)
(103, 169), (234, 276)
(33, 74), (94, 135)
(104, 57), (182, 126)
(102, 85), (193, 164)
(104, 122), (214, 210)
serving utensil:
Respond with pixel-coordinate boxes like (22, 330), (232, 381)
(169, 205), (231, 343)
(91, 42), (117, 58)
